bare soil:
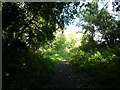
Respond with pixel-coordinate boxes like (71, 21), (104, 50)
(44, 60), (98, 88)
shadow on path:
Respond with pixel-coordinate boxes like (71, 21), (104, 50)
(44, 60), (96, 88)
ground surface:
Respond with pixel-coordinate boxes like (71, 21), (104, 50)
(44, 60), (98, 88)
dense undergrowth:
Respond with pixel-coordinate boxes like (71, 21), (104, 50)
(67, 44), (120, 87)
(3, 49), (59, 88)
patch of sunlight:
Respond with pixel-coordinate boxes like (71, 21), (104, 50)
(65, 47), (70, 52)
(23, 63), (26, 66)
(54, 53), (60, 57)
(5, 73), (10, 77)
(61, 59), (69, 64)
(61, 59), (66, 62)
(50, 54), (62, 61)
(64, 25), (83, 48)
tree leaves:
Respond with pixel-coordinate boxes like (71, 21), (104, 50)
(77, 1), (120, 47)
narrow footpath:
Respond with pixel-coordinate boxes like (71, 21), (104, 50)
(44, 60), (97, 88)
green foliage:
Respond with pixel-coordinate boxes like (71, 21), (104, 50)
(2, 1), (120, 88)
(38, 29), (69, 61)
(67, 44), (120, 85)
(66, 1), (120, 86)
(3, 49), (56, 88)
(78, 1), (120, 47)
(3, 2), (80, 89)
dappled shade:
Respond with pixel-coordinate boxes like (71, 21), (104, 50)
(2, 1), (120, 89)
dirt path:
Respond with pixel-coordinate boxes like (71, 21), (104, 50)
(44, 60), (97, 88)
